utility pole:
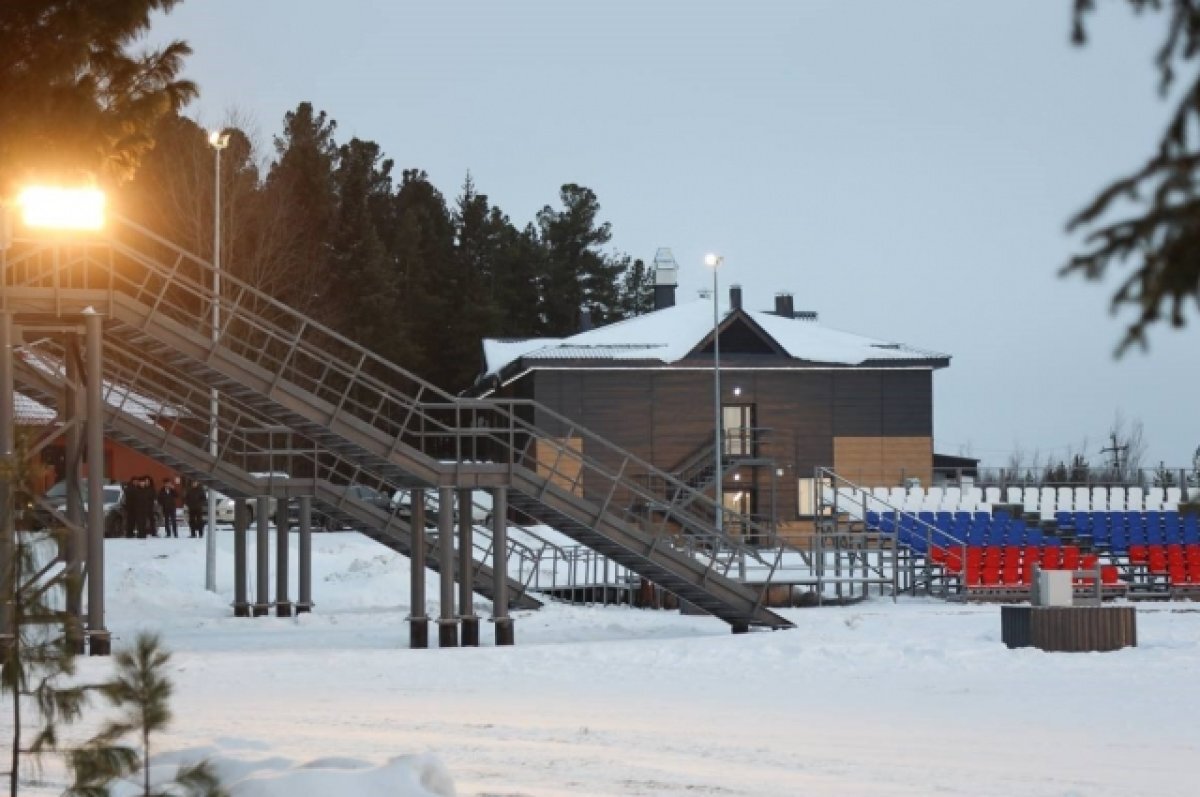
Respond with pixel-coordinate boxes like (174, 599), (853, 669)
(1101, 432), (1128, 478)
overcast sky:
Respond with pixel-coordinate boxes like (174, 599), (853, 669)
(146, 0), (1196, 471)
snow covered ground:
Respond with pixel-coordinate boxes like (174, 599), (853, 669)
(12, 527), (1200, 796)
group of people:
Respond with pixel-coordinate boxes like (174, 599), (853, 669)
(122, 475), (208, 539)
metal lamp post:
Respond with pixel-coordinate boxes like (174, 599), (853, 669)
(705, 253), (724, 533)
(207, 129), (230, 592)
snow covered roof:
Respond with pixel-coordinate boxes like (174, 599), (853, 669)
(482, 299), (949, 378)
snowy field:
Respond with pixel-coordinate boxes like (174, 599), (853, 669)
(12, 527), (1200, 796)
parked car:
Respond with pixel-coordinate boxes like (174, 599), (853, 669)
(390, 489), (492, 528)
(312, 484), (392, 531)
(211, 472), (290, 527)
(37, 480), (128, 537)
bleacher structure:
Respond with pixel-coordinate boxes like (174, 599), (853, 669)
(824, 474), (1200, 601)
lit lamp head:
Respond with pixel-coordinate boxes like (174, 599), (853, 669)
(208, 129), (231, 150)
(704, 252), (723, 269)
(16, 186), (106, 232)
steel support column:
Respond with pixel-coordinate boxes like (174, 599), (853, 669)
(64, 332), (85, 652)
(84, 311), (109, 655)
(458, 487), (479, 647)
(275, 498), (291, 617)
(233, 499), (249, 616)
(437, 486), (457, 647)
(296, 496), (313, 614)
(0, 311), (13, 645)
(253, 496), (270, 616)
(408, 490), (428, 648)
(492, 488), (513, 645)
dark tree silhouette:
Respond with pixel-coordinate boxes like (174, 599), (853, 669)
(1067, 1), (1200, 352)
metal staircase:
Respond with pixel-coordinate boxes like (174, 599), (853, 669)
(2, 218), (793, 630)
(816, 468), (966, 598)
(13, 344), (545, 610)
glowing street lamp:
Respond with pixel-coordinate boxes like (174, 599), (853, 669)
(705, 252), (724, 534)
(16, 186), (106, 231)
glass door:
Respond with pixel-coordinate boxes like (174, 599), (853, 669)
(722, 404), (755, 457)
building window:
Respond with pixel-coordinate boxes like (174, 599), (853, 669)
(797, 476), (831, 518)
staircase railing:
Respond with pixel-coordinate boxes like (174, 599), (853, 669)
(815, 467), (967, 596)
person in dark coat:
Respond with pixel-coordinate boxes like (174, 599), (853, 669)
(184, 481), (207, 538)
(136, 476), (157, 538)
(123, 478), (138, 538)
(158, 478), (179, 538)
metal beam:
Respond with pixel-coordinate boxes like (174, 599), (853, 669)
(84, 310), (109, 655)
(437, 486), (457, 647)
(408, 490), (428, 648)
(458, 487), (478, 646)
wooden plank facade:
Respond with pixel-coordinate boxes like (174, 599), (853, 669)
(480, 297), (948, 529)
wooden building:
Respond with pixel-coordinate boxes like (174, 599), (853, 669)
(471, 264), (949, 540)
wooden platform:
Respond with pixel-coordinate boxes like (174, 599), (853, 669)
(1001, 606), (1137, 652)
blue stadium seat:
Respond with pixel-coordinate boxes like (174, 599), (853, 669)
(1184, 515), (1199, 545)
(1146, 511), (1164, 545)
(1055, 511), (1072, 529)
(1164, 512), (1181, 544)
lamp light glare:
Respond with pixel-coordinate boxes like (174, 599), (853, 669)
(704, 252), (722, 268)
(208, 129), (231, 149)
(17, 186), (106, 231)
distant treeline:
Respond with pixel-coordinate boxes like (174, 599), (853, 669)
(121, 103), (655, 392)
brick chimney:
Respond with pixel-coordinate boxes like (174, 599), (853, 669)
(729, 284), (743, 311)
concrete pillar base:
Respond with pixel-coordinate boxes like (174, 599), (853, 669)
(295, 602), (314, 614)
(233, 603), (251, 618)
(494, 617), (515, 646)
(252, 604), (270, 618)
(461, 616), (480, 647)
(408, 617), (429, 649)
(275, 602), (293, 618)
(437, 620), (459, 648)
(88, 631), (111, 656)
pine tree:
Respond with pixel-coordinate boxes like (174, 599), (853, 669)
(614, 256), (654, 319)
(263, 103), (340, 319)
(0, 438), (87, 796)
(67, 632), (225, 797)
(0, 0), (197, 192)
(536, 184), (621, 335)
(1067, 1), (1200, 351)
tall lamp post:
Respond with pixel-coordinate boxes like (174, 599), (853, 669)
(704, 253), (724, 533)
(207, 129), (230, 592)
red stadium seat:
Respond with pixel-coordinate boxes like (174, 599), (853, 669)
(1040, 547), (1060, 569)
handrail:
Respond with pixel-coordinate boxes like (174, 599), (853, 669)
(816, 467), (968, 595)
